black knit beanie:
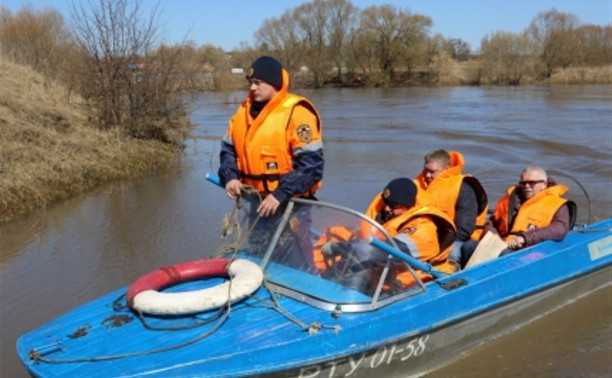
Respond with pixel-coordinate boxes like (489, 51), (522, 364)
(246, 56), (283, 89)
(382, 178), (417, 208)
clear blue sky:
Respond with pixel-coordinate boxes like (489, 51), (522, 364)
(4, 0), (611, 51)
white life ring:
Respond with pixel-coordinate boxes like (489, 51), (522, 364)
(127, 258), (263, 316)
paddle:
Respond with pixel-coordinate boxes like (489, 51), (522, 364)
(367, 236), (445, 279)
(205, 173), (222, 187)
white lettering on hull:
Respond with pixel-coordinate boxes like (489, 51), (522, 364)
(298, 334), (430, 377)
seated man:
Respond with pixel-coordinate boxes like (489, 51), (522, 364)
(312, 178), (456, 293)
(363, 177), (457, 286)
(460, 166), (576, 267)
(414, 149), (488, 270)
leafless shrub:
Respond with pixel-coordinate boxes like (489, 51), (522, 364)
(572, 24), (611, 67)
(526, 8), (580, 79)
(547, 65), (612, 84)
(0, 6), (77, 86)
(480, 31), (538, 85)
(69, 0), (189, 143)
(429, 50), (465, 86)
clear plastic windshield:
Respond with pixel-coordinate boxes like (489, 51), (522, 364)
(214, 193), (426, 312)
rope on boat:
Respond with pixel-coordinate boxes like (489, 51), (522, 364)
(29, 194), (253, 364)
(29, 299), (233, 364)
(244, 280), (341, 335)
(123, 185), (260, 331)
(29, 185), (341, 364)
(31, 265), (241, 363)
(135, 303), (228, 331)
(213, 184), (263, 258)
(225, 186), (340, 334)
(210, 191), (342, 335)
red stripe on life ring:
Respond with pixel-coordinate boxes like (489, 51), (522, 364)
(126, 258), (231, 308)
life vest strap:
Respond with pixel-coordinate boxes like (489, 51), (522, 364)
(241, 172), (281, 193)
(240, 172), (318, 199)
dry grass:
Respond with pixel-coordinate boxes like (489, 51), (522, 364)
(547, 65), (612, 85)
(434, 62), (611, 86)
(0, 58), (176, 223)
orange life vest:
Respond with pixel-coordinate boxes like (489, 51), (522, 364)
(491, 184), (572, 241)
(226, 69), (322, 196)
(312, 225), (361, 271)
(414, 151), (488, 240)
(364, 190), (457, 286)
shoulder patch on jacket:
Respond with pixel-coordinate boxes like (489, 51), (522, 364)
(296, 124), (313, 143)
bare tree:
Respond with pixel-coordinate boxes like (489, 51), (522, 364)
(0, 6), (75, 82)
(526, 8), (580, 78)
(0, 6), (10, 23)
(325, 0), (357, 83)
(254, 0), (357, 88)
(448, 38), (471, 61)
(295, 1), (330, 88)
(425, 33), (461, 85)
(480, 31), (537, 85)
(355, 4), (431, 86)
(294, 0), (357, 87)
(254, 12), (304, 73)
(229, 43), (261, 71)
(70, 0), (188, 142)
(349, 22), (379, 81)
(573, 24), (612, 66)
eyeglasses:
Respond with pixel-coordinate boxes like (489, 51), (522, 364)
(519, 179), (545, 186)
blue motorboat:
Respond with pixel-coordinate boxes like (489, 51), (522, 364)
(16, 189), (611, 377)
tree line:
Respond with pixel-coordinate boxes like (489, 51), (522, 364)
(245, 1), (610, 86)
(1, 0), (609, 142)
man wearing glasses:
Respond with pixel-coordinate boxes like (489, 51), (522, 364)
(460, 166), (576, 266)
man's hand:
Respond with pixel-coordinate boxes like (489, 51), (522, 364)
(507, 235), (526, 250)
(321, 242), (340, 256)
(225, 179), (242, 199)
(257, 194), (281, 217)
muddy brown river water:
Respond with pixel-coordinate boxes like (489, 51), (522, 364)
(1, 86), (611, 377)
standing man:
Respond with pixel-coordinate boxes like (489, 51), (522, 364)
(218, 55), (324, 216)
(414, 149), (488, 270)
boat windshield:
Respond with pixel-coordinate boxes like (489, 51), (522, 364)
(214, 194), (427, 312)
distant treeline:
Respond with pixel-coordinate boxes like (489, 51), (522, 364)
(1, 0), (610, 140)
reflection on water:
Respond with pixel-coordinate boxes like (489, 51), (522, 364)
(1, 86), (611, 377)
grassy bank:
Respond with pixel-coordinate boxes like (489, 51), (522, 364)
(0, 58), (178, 224)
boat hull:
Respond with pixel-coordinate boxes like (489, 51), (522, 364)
(16, 217), (611, 377)
(277, 266), (610, 378)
